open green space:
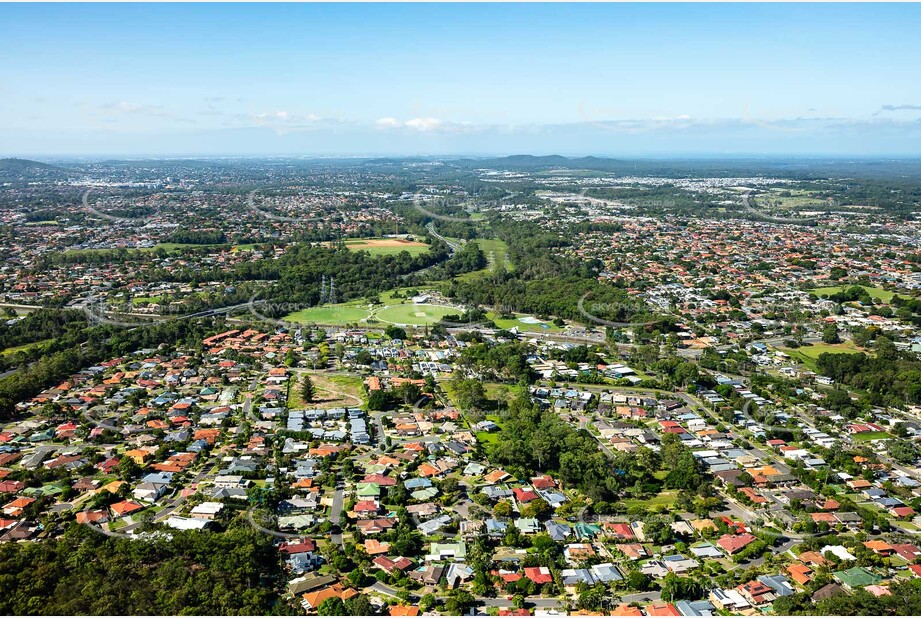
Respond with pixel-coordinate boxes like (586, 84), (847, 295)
(455, 238), (512, 282)
(285, 304), (371, 325)
(282, 288), (448, 325)
(342, 238), (431, 257)
(622, 490), (679, 510)
(851, 430), (893, 442)
(374, 303), (458, 326)
(486, 311), (562, 333)
(780, 340), (864, 371)
(811, 285), (895, 302)
(1, 339), (52, 357)
(65, 242), (229, 257)
(752, 191), (829, 210)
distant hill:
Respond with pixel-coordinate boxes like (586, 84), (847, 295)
(0, 158), (60, 173)
(0, 158), (69, 181)
(444, 154), (921, 179)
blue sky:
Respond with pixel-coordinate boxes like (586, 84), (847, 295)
(2, 3), (921, 156)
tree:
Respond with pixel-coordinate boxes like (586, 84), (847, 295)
(450, 377), (488, 413)
(395, 382), (421, 405)
(344, 595), (373, 616)
(385, 325), (407, 340)
(577, 584), (607, 610)
(661, 573), (703, 602)
(494, 500), (513, 518)
(317, 597), (346, 615)
(367, 389), (391, 411)
(522, 498), (553, 521)
(355, 350), (373, 366)
(419, 594), (437, 612)
(118, 456), (140, 480)
(627, 570), (651, 591)
(301, 375), (316, 403)
(347, 568), (365, 588)
(822, 323), (841, 344)
(445, 590), (475, 615)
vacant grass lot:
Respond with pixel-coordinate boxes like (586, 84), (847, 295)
(851, 430), (892, 442)
(622, 490), (678, 510)
(811, 285), (895, 302)
(780, 340), (864, 371)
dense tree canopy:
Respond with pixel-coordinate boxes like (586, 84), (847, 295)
(0, 525), (289, 615)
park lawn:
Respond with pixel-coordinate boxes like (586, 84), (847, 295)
(851, 430), (893, 442)
(374, 303), (458, 326)
(810, 285), (896, 302)
(378, 288), (428, 303)
(343, 238), (431, 257)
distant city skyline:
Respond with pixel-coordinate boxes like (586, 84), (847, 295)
(3, 3), (921, 156)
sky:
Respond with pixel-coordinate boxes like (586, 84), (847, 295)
(2, 3), (921, 157)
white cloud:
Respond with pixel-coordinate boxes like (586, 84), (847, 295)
(404, 117), (442, 132)
(375, 116), (485, 134)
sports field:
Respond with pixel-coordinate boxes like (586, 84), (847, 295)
(374, 303), (457, 325)
(285, 304), (370, 324)
(344, 238), (430, 257)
